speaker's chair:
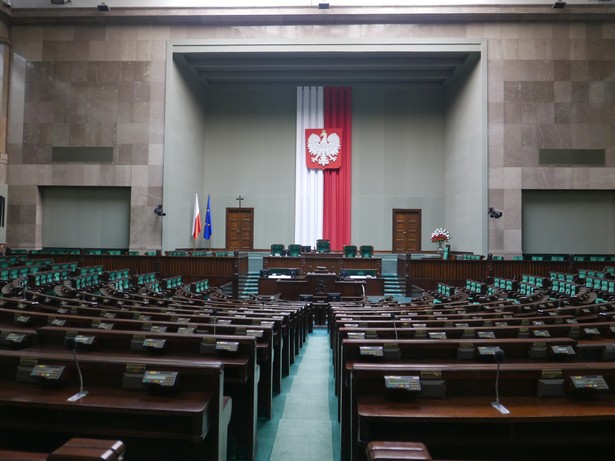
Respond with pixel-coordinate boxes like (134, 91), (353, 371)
(360, 245), (374, 258)
(343, 245), (357, 258)
(270, 244), (285, 256)
(316, 239), (330, 254)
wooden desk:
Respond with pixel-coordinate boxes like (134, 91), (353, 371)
(350, 362), (615, 461)
(263, 254), (382, 276)
(0, 352), (229, 461)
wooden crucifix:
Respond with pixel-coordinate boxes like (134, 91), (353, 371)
(236, 195), (244, 208)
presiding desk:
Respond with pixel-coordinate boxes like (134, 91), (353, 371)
(259, 272), (385, 300)
(263, 253), (382, 275)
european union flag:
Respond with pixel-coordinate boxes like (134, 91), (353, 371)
(204, 194), (212, 240)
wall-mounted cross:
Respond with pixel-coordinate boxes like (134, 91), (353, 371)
(236, 195), (244, 208)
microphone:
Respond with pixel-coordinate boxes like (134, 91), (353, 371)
(66, 336), (88, 402)
(391, 313), (398, 341)
(491, 348), (509, 414)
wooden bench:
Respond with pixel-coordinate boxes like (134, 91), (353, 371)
(350, 362), (615, 461)
(0, 350), (230, 461)
(366, 441), (432, 461)
(0, 438), (125, 461)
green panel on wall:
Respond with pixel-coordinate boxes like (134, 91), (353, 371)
(539, 149), (605, 166)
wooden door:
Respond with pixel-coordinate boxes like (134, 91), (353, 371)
(392, 209), (421, 253)
(226, 208), (254, 251)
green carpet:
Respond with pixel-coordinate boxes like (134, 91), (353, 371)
(256, 327), (339, 461)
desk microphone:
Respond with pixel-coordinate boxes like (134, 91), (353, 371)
(491, 348), (509, 414)
(66, 336), (88, 402)
(391, 313), (399, 341)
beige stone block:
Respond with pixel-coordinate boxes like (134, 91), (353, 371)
(133, 102), (150, 123)
(43, 26), (74, 41)
(487, 39), (503, 60)
(604, 24), (615, 39)
(7, 185), (38, 205)
(137, 26), (170, 41)
(131, 186), (149, 206)
(149, 103), (165, 126)
(488, 168), (504, 189)
(148, 126), (164, 145)
(588, 168), (615, 188)
(571, 168), (589, 188)
(553, 168), (573, 188)
(81, 165), (101, 186)
(131, 165), (149, 187)
(7, 123), (24, 145)
(503, 167), (521, 189)
(554, 81), (572, 103)
(465, 24), (484, 38)
(113, 165), (132, 186)
(522, 167), (553, 189)
(117, 123), (149, 145)
(488, 102), (504, 124)
(104, 41), (137, 62)
(487, 61), (503, 103)
(518, 39), (537, 60)
(149, 61), (166, 83)
(569, 24), (586, 40)
(148, 165), (163, 187)
(501, 39), (519, 60)
(147, 186), (163, 207)
(12, 26), (44, 42)
(503, 229), (522, 252)
(105, 25), (139, 41)
(133, 144), (149, 165)
(6, 143), (23, 165)
(148, 144), (164, 166)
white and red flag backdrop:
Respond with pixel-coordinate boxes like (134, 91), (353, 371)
(295, 86), (352, 251)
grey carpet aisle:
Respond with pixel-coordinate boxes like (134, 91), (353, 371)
(269, 331), (336, 461)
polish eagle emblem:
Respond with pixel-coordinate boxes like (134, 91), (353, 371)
(305, 128), (343, 170)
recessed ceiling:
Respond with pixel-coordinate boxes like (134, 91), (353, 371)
(176, 50), (477, 86)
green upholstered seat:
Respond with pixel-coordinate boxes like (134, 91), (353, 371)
(288, 244), (301, 257)
(359, 245), (373, 258)
(316, 239), (330, 254)
(271, 244), (285, 256)
(343, 245), (357, 258)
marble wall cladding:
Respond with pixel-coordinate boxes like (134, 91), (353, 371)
(6, 20), (615, 253)
(8, 24), (167, 250)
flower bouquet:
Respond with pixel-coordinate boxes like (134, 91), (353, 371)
(431, 228), (450, 243)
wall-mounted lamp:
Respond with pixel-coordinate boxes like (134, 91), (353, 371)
(318, 3), (330, 9)
(97, 2), (110, 11)
(552, 1), (566, 9)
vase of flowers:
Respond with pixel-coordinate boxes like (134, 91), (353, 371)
(431, 228), (450, 252)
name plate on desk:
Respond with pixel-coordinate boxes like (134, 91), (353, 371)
(177, 327), (195, 334)
(135, 314), (151, 321)
(93, 321), (114, 330)
(583, 328), (601, 336)
(429, 332), (447, 340)
(384, 375), (421, 392)
(551, 345), (576, 357)
(532, 329), (550, 338)
(246, 329), (264, 338)
(49, 318), (67, 327)
(216, 341), (239, 352)
(149, 325), (167, 333)
(477, 331), (496, 339)
(477, 346), (502, 358)
(603, 344), (615, 361)
(14, 315), (31, 325)
(75, 335), (96, 346)
(495, 322), (508, 327)
(101, 311), (116, 319)
(347, 332), (365, 340)
(344, 323), (359, 328)
(143, 338), (167, 351)
(360, 346), (383, 357)
(218, 319), (232, 325)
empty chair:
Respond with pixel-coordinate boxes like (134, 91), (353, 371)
(270, 243), (285, 256)
(316, 239), (330, 254)
(360, 245), (374, 258)
(343, 245), (357, 258)
(288, 244), (301, 257)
